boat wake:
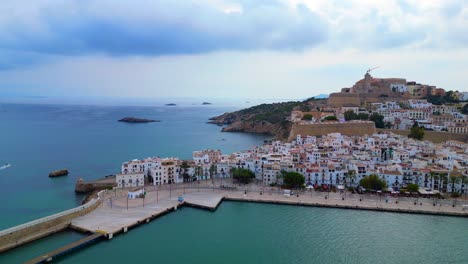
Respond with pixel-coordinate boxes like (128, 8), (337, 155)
(0, 163), (11, 170)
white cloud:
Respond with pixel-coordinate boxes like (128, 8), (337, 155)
(0, 0), (467, 98)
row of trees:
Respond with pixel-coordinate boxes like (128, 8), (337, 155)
(343, 111), (390, 129)
(182, 164), (466, 196)
(181, 161), (218, 182)
(425, 90), (463, 105)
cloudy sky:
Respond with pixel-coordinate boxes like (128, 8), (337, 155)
(0, 0), (467, 100)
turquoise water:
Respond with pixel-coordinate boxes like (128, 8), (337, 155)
(61, 203), (468, 264)
(1, 102), (468, 264)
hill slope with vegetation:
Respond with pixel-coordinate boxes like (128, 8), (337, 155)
(209, 98), (326, 139)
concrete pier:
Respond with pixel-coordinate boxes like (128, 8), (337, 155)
(24, 233), (104, 264)
(71, 188), (223, 234)
(183, 192), (223, 210)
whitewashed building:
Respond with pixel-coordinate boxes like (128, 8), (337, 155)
(117, 173), (145, 188)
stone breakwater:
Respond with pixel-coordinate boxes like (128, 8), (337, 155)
(0, 190), (105, 253)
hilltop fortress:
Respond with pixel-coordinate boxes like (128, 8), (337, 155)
(328, 71), (444, 107)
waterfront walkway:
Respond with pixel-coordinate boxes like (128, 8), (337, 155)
(73, 182), (468, 236)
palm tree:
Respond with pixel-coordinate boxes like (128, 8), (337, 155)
(209, 164), (217, 184)
(449, 173), (458, 193)
(181, 161), (191, 182)
(195, 165), (202, 181)
(440, 173), (448, 193)
(346, 170), (356, 188)
(428, 171), (436, 190)
(462, 175), (468, 204)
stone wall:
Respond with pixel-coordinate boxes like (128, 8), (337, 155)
(327, 93), (360, 107)
(0, 191), (105, 252)
(377, 129), (468, 143)
(288, 121), (377, 141)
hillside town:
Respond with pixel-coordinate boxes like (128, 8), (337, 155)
(293, 72), (468, 134)
(117, 72), (468, 197)
(117, 132), (468, 197)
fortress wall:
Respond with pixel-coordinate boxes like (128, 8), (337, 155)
(288, 122), (376, 141)
(327, 93), (360, 107)
(377, 129), (468, 143)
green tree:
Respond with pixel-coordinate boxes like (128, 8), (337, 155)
(323, 115), (338, 121)
(302, 114), (313, 121)
(231, 168), (255, 184)
(449, 174), (459, 193)
(281, 171), (305, 189)
(369, 113), (385, 128)
(462, 104), (468, 114)
(209, 164), (217, 183)
(344, 110), (357, 121)
(357, 113), (369, 120)
(181, 161), (191, 182)
(408, 122), (425, 140)
(440, 173), (448, 192)
(359, 174), (387, 191)
(345, 170), (356, 188)
(194, 165), (203, 181)
(407, 183), (419, 193)
(384, 121), (392, 129)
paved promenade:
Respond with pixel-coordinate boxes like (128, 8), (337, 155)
(72, 181), (468, 237)
(71, 187), (224, 234)
(224, 189), (468, 217)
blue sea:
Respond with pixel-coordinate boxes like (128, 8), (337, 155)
(0, 101), (268, 230)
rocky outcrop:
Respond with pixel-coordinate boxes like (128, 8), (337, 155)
(208, 104), (298, 140)
(118, 117), (159, 123)
(49, 169), (69, 177)
(209, 99), (332, 140)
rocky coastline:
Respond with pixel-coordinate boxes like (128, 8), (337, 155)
(208, 101), (315, 140)
(209, 114), (290, 139)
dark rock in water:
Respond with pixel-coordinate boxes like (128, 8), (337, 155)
(165, 103), (177, 106)
(49, 169), (69, 177)
(202, 102), (212, 105)
(118, 117), (159, 123)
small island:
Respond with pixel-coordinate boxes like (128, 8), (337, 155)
(202, 102), (212, 105)
(49, 169), (69, 177)
(165, 103), (177, 106)
(118, 117), (159, 123)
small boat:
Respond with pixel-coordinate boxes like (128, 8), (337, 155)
(0, 163), (11, 170)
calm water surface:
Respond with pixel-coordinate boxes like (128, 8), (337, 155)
(64, 203), (468, 264)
